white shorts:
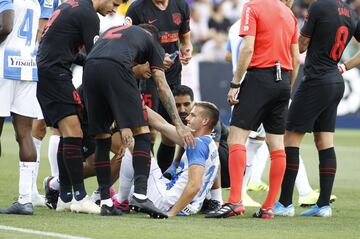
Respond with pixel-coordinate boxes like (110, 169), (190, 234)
(129, 158), (177, 212)
(248, 123), (266, 139)
(0, 78), (40, 118)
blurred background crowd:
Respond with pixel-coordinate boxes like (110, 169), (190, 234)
(116, 0), (360, 62)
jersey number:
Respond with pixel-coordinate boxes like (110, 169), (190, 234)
(330, 26), (349, 61)
(42, 9), (61, 37)
(103, 25), (131, 40)
(18, 9), (34, 46)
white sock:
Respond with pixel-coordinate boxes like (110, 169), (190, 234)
(118, 149), (135, 202)
(210, 188), (223, 204)
(295, 155), (313, 196)
(249, 141), (269, 183)
(133, 193), (147, 200)
(48, 135), (60, 177)
(18, 162), (36, 204)
(100, 198), (113, 207)
(32, 137), (42, 196)
(49, 176), (60, 191)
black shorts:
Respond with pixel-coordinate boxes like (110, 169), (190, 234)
(37, 73), (82, 128)
(83, 59), (148, 136)
(139, 79), (159, 112)
(287, 81), (344, 133)
(218, 141), (230, 188)
(230, 68), (291, 134)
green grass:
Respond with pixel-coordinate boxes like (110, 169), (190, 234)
(1, 123), (360, 239)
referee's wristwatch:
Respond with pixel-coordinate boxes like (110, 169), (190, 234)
(230, 81), (241, 88)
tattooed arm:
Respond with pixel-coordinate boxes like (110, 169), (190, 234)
(152, 69), (195, 147)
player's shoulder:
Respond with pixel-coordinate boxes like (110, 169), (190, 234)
(196, 135), (213, 147)
(173, 0), (188, 9)
(127, 0), (146, 11)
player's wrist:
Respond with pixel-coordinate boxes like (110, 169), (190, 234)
(230, 81), (241, 88)
(338, 63), (347, 74)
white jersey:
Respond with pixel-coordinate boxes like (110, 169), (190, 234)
(227, 19), (243, 74)
(165, 135), (220, 215)
(0, 0), (41, 81)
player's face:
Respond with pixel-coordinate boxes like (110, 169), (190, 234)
(175, 95), (193, 124)
(185, 106), (205, 134)
(97, 0), (120, 16)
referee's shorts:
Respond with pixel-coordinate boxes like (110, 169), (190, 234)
(230, 68), (291, 135)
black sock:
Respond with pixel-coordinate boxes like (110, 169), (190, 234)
(58, 137), (73, 202)
(133, 133), (151, 195)
(317, 147), (336, 207)
(63, 137), (86, 201)
(279, 147), (299, 207)
(94, 137), (111, 201)
(156, 143), (175, 173)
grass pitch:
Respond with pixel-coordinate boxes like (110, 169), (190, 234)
(0, 123), (359, 239)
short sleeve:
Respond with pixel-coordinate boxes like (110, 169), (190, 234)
(300, 2), (320, 38)
(80, 11), (100, 53)
(0, 0), (13, 13)
(125, 2), (141, 25)
(38, 0), (59, 19)
(179, 0), (190, 35)
(148, 37), (165, 71)
(291, 17), (298, 44)
(239, 2), (257, 37)
(186, 137), (209, 167)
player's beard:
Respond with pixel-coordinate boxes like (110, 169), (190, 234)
(179, 112), (188, 124)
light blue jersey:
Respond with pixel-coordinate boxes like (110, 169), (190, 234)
(166, 135), (220, 215)
(0, 0), (58, 81)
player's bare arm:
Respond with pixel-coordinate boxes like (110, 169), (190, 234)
(0, 9), (14, 43)
(179, 32), (193, 65)
(228, 35), (255, 105)
(147, 106), (184, 147)
(290, 43), (300, 89)
(152, 69), (195, 147)
(342, 50), (360, 72)
(167, 164), (205, 217)
(298, 34), (311, 53)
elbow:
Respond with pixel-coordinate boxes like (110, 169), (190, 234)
(292, 56), (301, 68)
(299, 46), (307, 54)
(242, 46), (254, 56)
(0, 25), (13, 37)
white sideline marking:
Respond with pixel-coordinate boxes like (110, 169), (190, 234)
(0, 225), (93, 239)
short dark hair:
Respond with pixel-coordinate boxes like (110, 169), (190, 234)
(139, 24), (161, 43)
(172, 85), (194, 101)
(194, 101), (219, 130)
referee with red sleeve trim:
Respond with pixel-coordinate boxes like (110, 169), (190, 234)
(208, 0), (299, 219)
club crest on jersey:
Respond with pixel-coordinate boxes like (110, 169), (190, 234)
(172, 13), (182, 25)
(44, 0), (54, 8)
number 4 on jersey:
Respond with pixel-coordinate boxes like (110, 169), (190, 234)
(18, 9), (34, 46)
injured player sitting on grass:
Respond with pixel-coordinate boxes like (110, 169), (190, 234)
(116, 102), (220, 217)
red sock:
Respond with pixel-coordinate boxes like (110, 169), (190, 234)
(228, 144), (246, 204)
(262, 150), (286, 209)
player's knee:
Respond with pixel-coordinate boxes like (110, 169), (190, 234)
(134, 133), (151, 144)
(314, 135), (333, 150)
